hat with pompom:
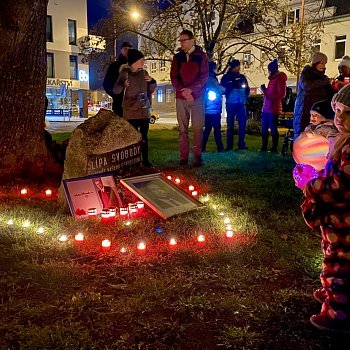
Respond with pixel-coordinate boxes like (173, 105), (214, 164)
(338, 55), (350, 69)
(332, 84), (350, 110)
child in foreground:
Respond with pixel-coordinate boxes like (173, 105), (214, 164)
(300, 84), (350, 333)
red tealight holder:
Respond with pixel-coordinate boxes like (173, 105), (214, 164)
(119, 207), (129, 219)
(128, 203), (138, 216)
(109, 207), (117, 218)
(191, 191), (198, 197)
(136, 201), (144, 210)
(226, 230), (234, 238)
(137, 242), (146, 250)
(189, 185), (195, 191)
(101, 209), (110, 219)
(175, 178), (180, 184)
(45, 189), (52, 197)
(88, 208), (97, 217)
(75, 233), (84, 241)
(120, 247), (127, 254)
(197, 234), (205, 242)
(101, 239), (111, 251)
(20, 188), (28, 195)
(169, 238), (177, 246)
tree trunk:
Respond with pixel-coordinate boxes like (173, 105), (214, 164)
(0, 0), (61, 184)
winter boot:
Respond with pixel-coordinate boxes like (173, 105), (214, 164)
(260, 132), (269, 152)
(270, 133), (279, 153)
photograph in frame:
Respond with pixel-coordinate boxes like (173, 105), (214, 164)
(120, 173), (203, 219)
(63, 174), (123, 219)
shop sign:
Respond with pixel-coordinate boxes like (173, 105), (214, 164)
(87, 142), (142, 175)
(47, 78), (73, 87)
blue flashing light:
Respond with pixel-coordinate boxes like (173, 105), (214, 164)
(207, 90), (217, 101)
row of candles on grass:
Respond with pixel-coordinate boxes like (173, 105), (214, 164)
(58, 227), (235, 252)
(87, 201), (145, 220)
(20, 188), (52, 197)
(166, 175), (198, 197)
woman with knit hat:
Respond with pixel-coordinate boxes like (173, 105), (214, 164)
(332, 55), (350, 93)
(298, 84), (350, 333)
(260, 59), (287, 152)
(293, 52), (333, 140)
(113, 49), (157, 167)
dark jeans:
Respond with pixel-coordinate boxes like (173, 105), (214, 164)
(226, 103), (247, 149)
(261, 112), (279, 135)
(127, 119), (149, 164)
(202, 113), (224, 151)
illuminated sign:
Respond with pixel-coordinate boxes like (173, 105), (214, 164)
(79, 70), (89, 82)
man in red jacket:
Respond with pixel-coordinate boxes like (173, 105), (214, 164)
(170, 30), (209, 167)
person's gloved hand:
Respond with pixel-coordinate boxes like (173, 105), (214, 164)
(292, 164), (318, 190)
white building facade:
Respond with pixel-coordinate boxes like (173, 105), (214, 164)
(46, 0), (90, 118)
(142, 0), (350, 112)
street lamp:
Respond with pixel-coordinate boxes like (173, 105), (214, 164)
(131, 11), (140, 20)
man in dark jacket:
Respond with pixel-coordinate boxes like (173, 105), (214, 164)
(170, 29), (209, 167)
(103, 41), (132, 116)
(221, 59), (250, 150)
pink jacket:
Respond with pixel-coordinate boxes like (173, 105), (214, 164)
(262, 72), (287, 115)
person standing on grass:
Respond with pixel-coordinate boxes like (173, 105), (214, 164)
(103, 41), (132, 117)
(297, 84), (350, 333)
(332, 55), (350, 93)
(221, 58), (250, 151)
(293, 52), (333, 140)
(259, 59), (287, 153)
(202, 61), (225, 153)
(113, 49), (157, 167)
(170, 29), (209, 167)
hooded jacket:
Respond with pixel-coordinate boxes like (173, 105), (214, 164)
(170, 45), (209, 100)
(262, 71), (287, 115)
(293, 65), (332, 137)
(220, 71), (250, 105)
(113, 64), (157, 120)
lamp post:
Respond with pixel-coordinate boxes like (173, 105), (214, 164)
(295, 0), (305, 93)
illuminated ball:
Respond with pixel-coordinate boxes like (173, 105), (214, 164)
(292, 133), (329, 171)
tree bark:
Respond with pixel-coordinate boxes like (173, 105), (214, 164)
(0, 0), (61, 184)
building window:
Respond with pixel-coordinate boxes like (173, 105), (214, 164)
(151, 61), (157, 74)
(335, 35), (346, 60)
(160, 60), (166, 72)
(68, 19), (77, 45)
(70, 55), (78, 80)
(46, 16), (53, 42)
(157, 89), (163, 103)
(166, 88), (173, 102)
(285, 8), (300, 25)
(47, 53), (54, 78)
(312, 39), (321, 53)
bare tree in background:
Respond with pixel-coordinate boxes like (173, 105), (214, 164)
(83, 0), (325, 76)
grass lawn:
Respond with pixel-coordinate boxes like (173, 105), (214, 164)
(0, 129), (346, 349)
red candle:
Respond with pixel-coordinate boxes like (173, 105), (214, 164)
(167, 175), (172, 180)
(20, 188), (27, 195)
(226, 230), (234, 238)
(101, 209), (110, 218)
(109, 207), (116, 218)
(75, 233), (84, 241)
(101, 239), (111, 250)
(88, 208), (97, 217)
(120, 247), (127, 254)
(136, 201), (144, 210)
(119, 207), (129, 218)
(45, 189), (52, 197)
(191, 191), (198, 196)
(169, 238), (177, 246)
(197, 234), (205, 242)
(188, 185), (194, 191)
(175, 178), (180, 184)
(137, 242), (146, 250)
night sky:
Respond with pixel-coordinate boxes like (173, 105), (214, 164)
(87, 0), (111, 29)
